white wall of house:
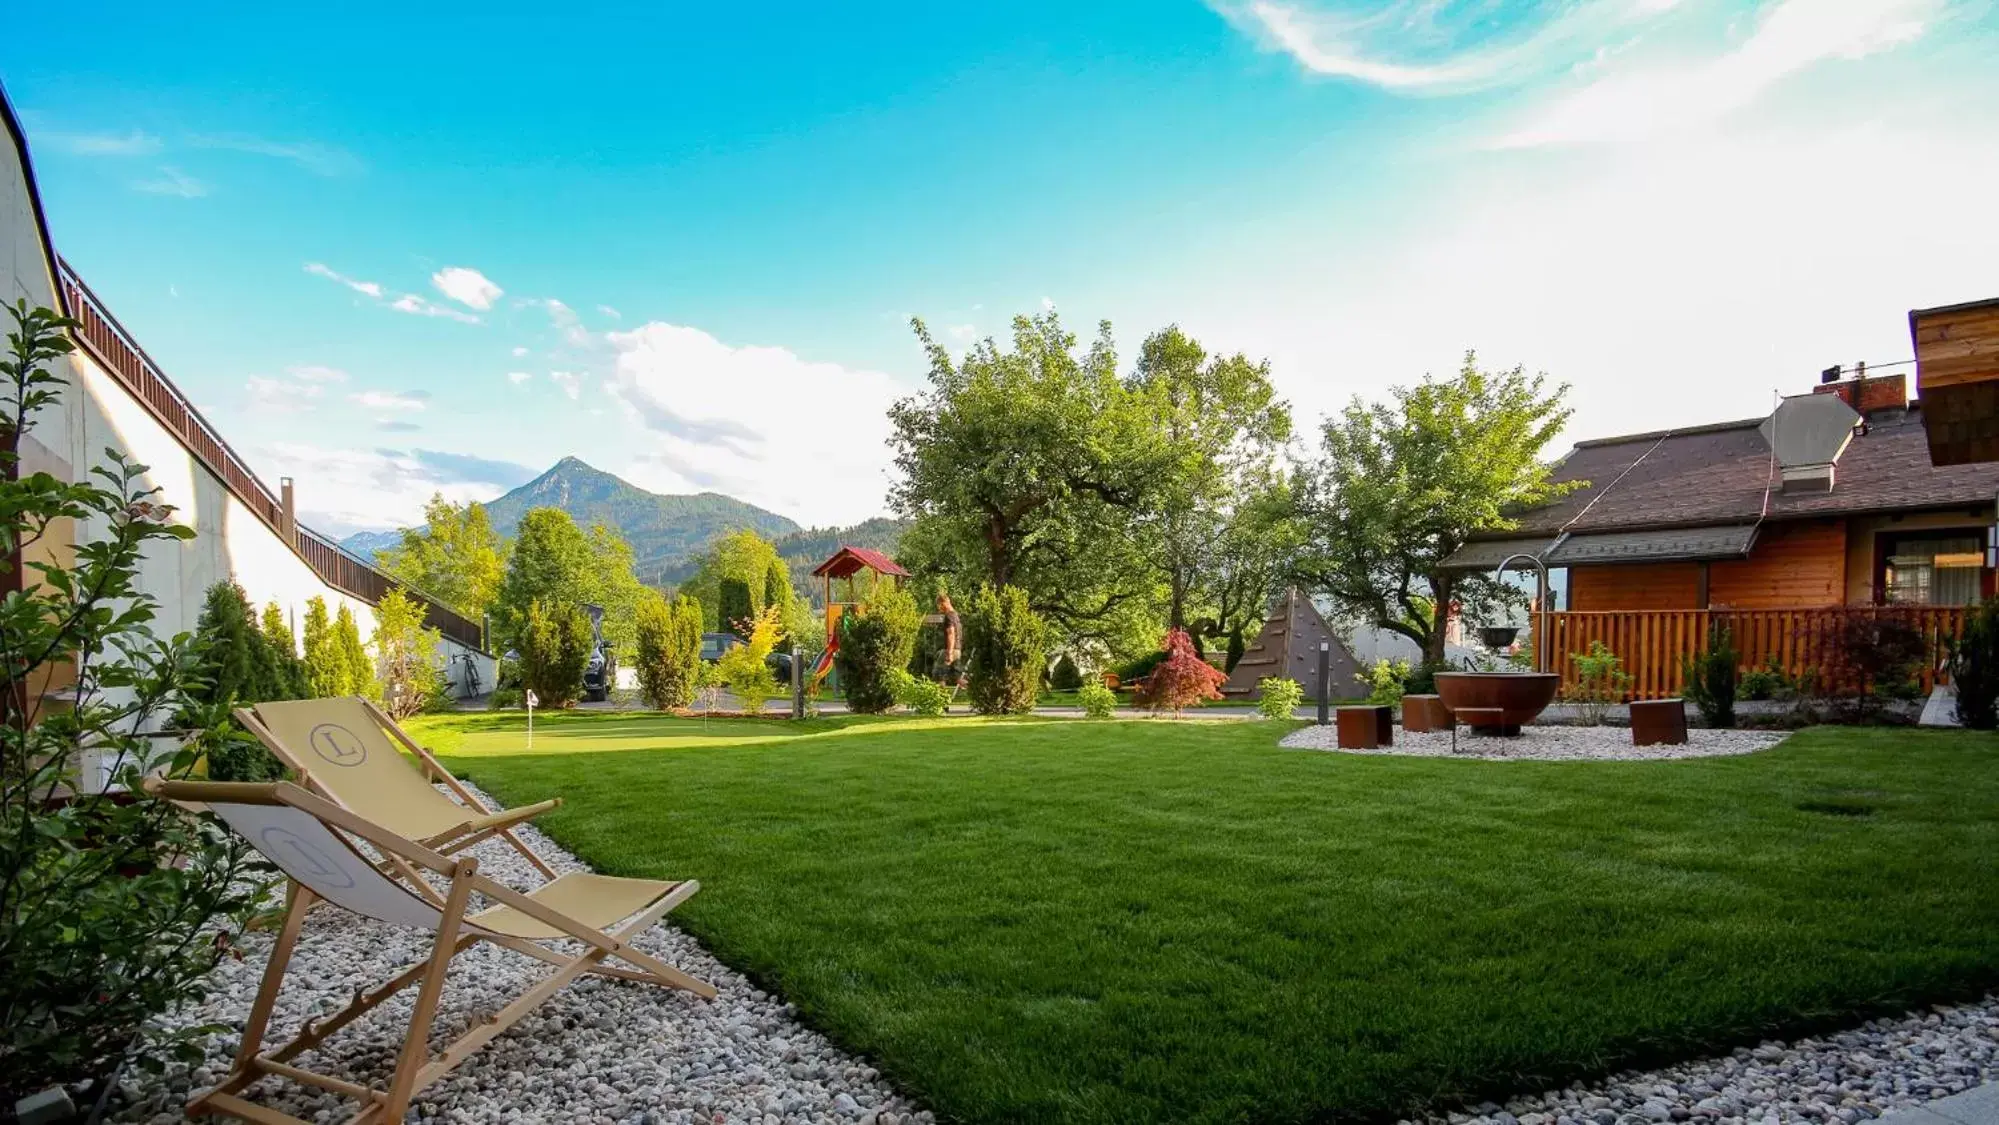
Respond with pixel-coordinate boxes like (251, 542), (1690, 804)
(3, 117), (493, 739)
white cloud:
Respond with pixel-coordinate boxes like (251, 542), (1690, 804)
(1040, 296), (1055, 310)
(304, 262), (384, 299)
(246, 375), (323, 411)
(548, 371), (584, 399)
(247, 444), (517, 535)
(133, 166), (207, 198)
(432, 266), (504, 310)
(598, 304), (622, 320)
(537, 298), (597, 348)
(190, 135), (361, 176)
(389, 294), (481, 324)
(287, 364), (348, 384)
(43, 129), (161, 156)
(507, 371), (534, 386)
(511, 345), (530, 357)
(1214, 0), (1664, 93)
(1494, 0), (1942, 148)
(307, 262), (481, 322)
(947, 323), (977, 342)
(349, 389), (430, 412)
(605, 322), (904, 523)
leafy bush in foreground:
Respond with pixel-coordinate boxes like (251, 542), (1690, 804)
(965, 584), (1046, 715)
(1257, 677), (1304, 720)
(1077, 681), (1118, 718)
(0, 302), (263, 1103)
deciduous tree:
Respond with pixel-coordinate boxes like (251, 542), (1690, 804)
(376, 494), (507, 621)
(890, 312), (1162, 646)
(1296, 353), (1575, 665)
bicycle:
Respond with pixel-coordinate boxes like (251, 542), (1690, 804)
(453, 651), (483, 699)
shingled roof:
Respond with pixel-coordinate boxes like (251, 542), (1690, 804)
(1505, 406), (1994, 535)
(1445, 405), (1999, 568)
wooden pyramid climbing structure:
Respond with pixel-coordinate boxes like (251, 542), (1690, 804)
(1222, 587), (1363, 702)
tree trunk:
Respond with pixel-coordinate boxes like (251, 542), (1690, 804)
(1424, 572), (1454, 667)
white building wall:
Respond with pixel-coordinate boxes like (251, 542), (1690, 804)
(3, 115), (493, 713)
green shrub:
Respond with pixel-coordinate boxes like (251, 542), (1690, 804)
(181, 582), (299, 779)
(204, 728), (287, 782)
(1257, 677), (1304, 720)
(1361, 659), (1409, 705)
(520, 599), (593, 708)
(1050, 653), (1084, 691)
(185, 581), (279, 715)
(1739, 658), (1785, 701)
(837, 584), (923, 714)
(1565, 641), (1631, 725)
(488, 686), (524, 709)
(260, 601), (308, 699)
(1, 302), (263, 1103)
(1115, 650), (1169, 684)
(891, 668), (953, 716)
(1950, 597), (1999, 730)
(333, 604), (378, 701)
(965, 584), (1047, 715)
(1403, 660), (1447, 695)
(374, 587), (444, 720)
(718, 606), (786, 713)
(1681, 623), (1739, 728)
(1077, 680), (1118, 718)
(635, 593), (704, 710)
(717, 577), (754, 634)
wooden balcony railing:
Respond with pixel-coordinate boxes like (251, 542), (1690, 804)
(57, 261), (487, 652)
(1537, 607), (1967, 701)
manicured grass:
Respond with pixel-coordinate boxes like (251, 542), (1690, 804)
(412, 713), (1999, 1125)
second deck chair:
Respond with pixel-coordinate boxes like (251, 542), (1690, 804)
(150, 778), (715, 1125)
(240, 697), (563, 899)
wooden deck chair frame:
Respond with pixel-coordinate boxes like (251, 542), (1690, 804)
(236, 698), (562, 905)
(150, 778), (715, 1125)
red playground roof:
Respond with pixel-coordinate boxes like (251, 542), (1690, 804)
(811, 545), (910, 579)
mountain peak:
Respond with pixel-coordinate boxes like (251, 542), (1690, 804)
(482, 458), (803, 582)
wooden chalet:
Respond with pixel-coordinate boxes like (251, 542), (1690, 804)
(1447, 371), (1996, 699)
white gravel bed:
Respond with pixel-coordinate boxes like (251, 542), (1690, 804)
(1282, 722), (1788, 760)
(112, 784), (928, 1125)
(1403, 997), (1998, 1125)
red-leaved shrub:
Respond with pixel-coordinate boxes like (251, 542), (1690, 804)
(1135, 628), (1227, 714)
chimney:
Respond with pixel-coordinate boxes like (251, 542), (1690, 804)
(1812, 368), (1907, 416)
(279, 477), (297, 545)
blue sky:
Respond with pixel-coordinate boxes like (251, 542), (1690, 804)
(5, 0), (1996, 535)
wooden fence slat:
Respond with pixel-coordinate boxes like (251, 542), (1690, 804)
(1536, 606), (1965, 701)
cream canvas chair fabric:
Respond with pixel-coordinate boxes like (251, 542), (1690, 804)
(150, 778), (714, 1125)
(241, 697), (562, 892)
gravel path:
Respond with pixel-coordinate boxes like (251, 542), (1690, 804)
(112, 787), (930, 1125)
(1403, 998), (1997, 1125)
(1282, 722), (1788, 760)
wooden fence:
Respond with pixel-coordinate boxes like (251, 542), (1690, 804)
(1537, 607), (1967, 701)
(58, 261), (487, 652)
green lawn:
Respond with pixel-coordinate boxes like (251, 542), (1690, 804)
(411, 712), (1999, 1125)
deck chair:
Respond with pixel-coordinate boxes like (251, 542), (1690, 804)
(149, 778), (715, 1125)
(239, 697), (562, 900)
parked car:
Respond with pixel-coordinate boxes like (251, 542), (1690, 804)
(700, 632), (743, 662)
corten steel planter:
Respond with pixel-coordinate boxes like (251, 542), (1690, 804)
(1401, 694), (1453, 733)
(1433, 672), (1560, 736)
(1630, 698), (1689, 746)
(1335, 705), (1394, 749)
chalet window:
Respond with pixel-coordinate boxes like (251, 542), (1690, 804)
(1883, 533), (1985, 606)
